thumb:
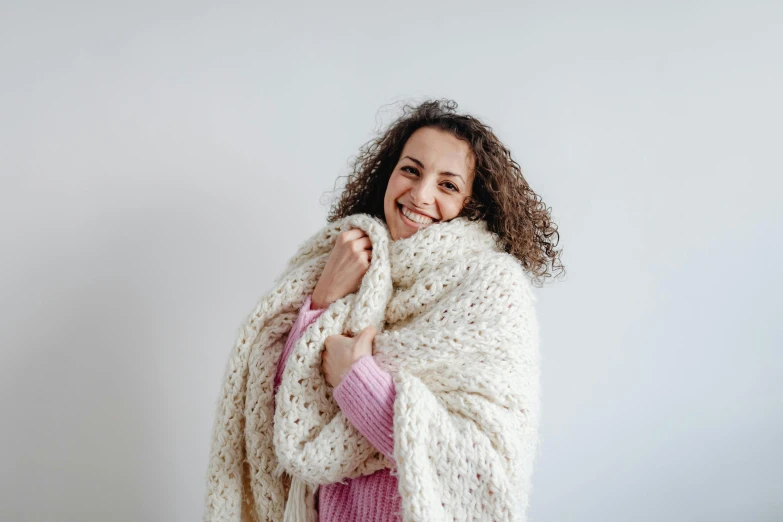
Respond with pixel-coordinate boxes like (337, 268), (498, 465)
(359, 325), (378, 339)
(354, 325), (378, 348)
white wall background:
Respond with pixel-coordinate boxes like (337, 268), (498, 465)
(1, 1), (781, 521)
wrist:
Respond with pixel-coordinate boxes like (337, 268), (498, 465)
(311, 289), (332, 310)
(351, 345), (372, 367)
(336, 355), (367, 389)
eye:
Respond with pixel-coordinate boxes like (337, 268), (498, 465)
(443, 182), (459, 192)
(401, 166), (419, 176)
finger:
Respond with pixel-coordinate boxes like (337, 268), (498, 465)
(359, 325), (378, 338)
(350, 236), (373, 252)
(339, 228), (368, 243)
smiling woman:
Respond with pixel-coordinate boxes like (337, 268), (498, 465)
(328, 99), (564, 281)
(204, 99), (565, 522)
(383, 126), (476, 239)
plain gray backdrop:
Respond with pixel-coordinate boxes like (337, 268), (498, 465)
(1, 1), (781, 521)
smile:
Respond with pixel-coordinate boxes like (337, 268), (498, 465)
(398, 203), (436, 227)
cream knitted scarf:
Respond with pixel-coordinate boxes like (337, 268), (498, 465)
(204, 213), (542, 522)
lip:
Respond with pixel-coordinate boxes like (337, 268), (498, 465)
(402, 203), (436, 220)
(398, 203), (437, 228)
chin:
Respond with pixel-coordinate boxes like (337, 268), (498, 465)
(394, 229), (413, 240)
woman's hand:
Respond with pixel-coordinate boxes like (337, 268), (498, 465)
(311, 229), (372, 310)
(323, 326), (378, 388)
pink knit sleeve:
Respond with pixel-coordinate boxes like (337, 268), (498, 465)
(332, 355), (397, 462)
(273, 294), (326, 397)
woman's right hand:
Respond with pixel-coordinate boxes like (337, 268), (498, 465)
(311, 228), (372, 310)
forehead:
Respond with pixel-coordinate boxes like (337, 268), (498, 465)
(401, 127), (475, 174)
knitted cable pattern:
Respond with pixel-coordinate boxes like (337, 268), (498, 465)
(204, 213), (542, 522)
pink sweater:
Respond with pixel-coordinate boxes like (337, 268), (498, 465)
(273, 295), (402, 522)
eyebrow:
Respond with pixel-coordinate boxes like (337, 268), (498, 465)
(401, 156), (466, 185)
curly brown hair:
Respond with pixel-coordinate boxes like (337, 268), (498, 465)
(323, 98), (565, 287)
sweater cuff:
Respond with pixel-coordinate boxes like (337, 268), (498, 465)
(299, 294), (326, 323)
(333, 354), (396, 462)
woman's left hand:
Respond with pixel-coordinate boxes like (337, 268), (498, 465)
(323, 325), (378, 388)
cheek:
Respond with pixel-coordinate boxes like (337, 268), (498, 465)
(439, 197), (465, 220)
(384, 175), (402, 220)
(385, 173), (406, 202)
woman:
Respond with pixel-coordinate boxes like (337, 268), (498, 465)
(204, 99), (564, 522)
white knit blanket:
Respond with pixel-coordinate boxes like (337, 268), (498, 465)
(204, 213), (542, 522)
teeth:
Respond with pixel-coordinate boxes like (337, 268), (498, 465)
(401, 204), (434, 225)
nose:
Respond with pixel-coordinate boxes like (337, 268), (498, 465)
(410, 178), (436, 206)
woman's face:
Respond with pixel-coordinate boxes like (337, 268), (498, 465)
(383, 126), (476, 241)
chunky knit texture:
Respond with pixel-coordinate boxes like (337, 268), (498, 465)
(203, 213), (542, 522)
(275, 295), (402, 521)
(273, 295), (327, 397)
